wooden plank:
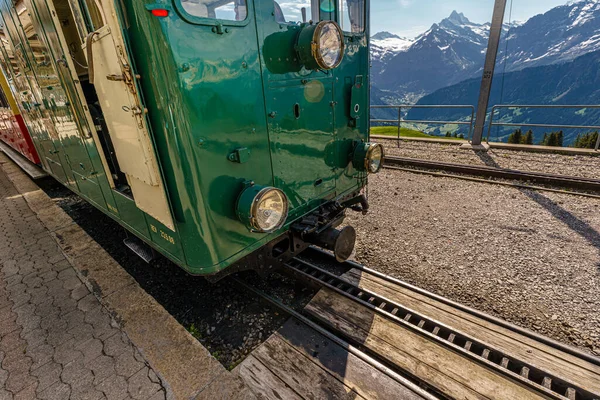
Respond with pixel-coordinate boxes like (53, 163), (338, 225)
(306, 289), (548, 400)
(344, 269), (600, 394)
(235, 355), (302, 400)
(276, 319), (427, 400)
(250, 331), (367, 400)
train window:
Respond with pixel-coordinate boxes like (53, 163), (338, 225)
(0, 38), (21, 77)
(77, 0), (106, 31)
(276, 0), (320, 24)
(338, 0), (365, 33)
(179, 0), (248, 21)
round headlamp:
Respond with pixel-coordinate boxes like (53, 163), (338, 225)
(353, 142), (385, 174)
(297, 21), (345, 70)
(237, 185), (289, 233)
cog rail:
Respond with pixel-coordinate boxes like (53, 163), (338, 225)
(283, 257), (599, 400)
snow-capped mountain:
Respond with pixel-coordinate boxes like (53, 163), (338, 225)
(371, 1), (600, 106)
(371, 31), (413, 62)
(371, 11), (493, 99)
(497, 0), (600, 71)
(409, 49), (600, 145)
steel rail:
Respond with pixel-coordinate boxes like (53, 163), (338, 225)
(371, 119), (473, 126)
(384, 156), (600, 192)
(371, 104), (475, 146)
(372, 105), (476, 109)
(232, 278), (441, 400)
(306, 246), (600, 368)
(485, 105), (600, 150)
(384, 165), (600, 199)
(282, 258), (599, 400)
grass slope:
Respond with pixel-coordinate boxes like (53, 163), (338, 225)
(370, 126), (463, 140)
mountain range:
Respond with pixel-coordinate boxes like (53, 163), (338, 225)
(409, 49), (600, 144)
(371, 0), (600, 144)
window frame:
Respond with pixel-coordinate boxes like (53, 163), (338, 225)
(337, 0), (366, 36)
(172, 0), (252, 27)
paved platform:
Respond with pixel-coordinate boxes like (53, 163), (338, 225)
(0, 153), (255, 399)
(0, 163), (166, 399)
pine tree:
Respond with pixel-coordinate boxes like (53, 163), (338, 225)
(446, 131), (452, 137)
(573, 131), (599, 148)
(541, 132), (548, 146)
(507, 128), (522, 144)
(453, 132), (458, 138)
(523, 130), (533, 145)
(557, 130), (564, 147)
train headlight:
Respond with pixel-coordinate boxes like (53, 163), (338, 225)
(297, 21), (345, 70)
(237, 185), (289, 233)
(353, 143), (385, 174)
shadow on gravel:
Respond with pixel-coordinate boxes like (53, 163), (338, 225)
(474, 151), (600, 260)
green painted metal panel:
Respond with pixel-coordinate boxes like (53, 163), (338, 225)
(0, 0), (372, 276)
(122, 0), (276, 274)
(111, 190), (151, 240)
(267, 82), (337, 220)
(145, 216), (185, 263)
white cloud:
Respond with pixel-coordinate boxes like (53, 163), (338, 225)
(398, 0), (413, 7)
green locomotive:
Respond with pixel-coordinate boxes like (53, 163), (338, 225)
(0, 0), (381, 278)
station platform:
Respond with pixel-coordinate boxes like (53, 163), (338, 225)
(0, 153), (253, 399)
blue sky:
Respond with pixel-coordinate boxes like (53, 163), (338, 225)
(372, 0), (571, 37)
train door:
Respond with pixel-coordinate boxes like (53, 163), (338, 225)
(331, 0), (369, 189)
(87, 1), (174, 230)
(254, 0), (338, 210)
(0, 3), (67, 180)
(25, 0), (114, 211)
(51, 0), (175, 230)
(5, 0), (81, 188)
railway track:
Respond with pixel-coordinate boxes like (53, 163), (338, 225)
(236, 248), (600, 400)
(384, 156), (600, 195)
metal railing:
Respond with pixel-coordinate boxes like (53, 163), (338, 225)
(370, 105), (475, 147)
(486, 105), (600, 150)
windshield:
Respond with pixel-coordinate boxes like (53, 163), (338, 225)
(274, 0), (321, 24)
(180, 0), (248, 21)
(338, 0), (365, 33)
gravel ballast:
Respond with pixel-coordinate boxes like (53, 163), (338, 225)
(347, 168), (600, 355)
(382, 139), (600, 179)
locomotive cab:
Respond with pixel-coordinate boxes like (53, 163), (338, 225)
(0, 0), (381, 278)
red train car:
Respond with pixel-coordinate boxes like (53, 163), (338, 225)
(0, 70), (40, 165)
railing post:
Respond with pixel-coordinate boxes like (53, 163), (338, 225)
(397, 106), (401, 148)
(468, 106), (475, 141)
(486, 107), (497, 143)
(467, 0), (507, 149)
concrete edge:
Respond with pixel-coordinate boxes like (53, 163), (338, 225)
(371, 134), (600, 156)
(0, 140), (47, 179)
(0, 156), (238, 400)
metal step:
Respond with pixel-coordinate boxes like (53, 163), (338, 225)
(123, 236), (155, 263)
